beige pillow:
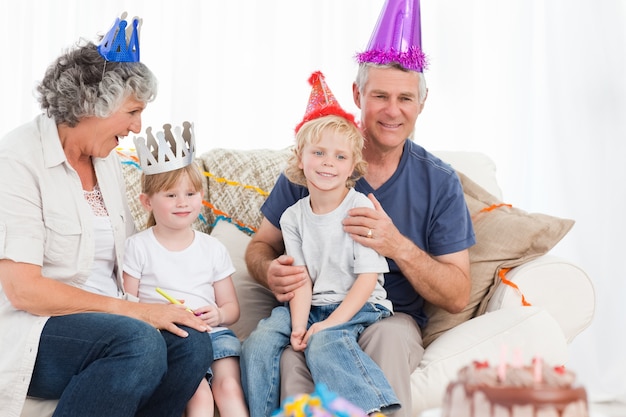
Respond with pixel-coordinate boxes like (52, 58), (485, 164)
(421, 172), (575, 347)
(210, 220), (278, 340)
(118, 151), (147, 230)
(199, 148), (291, 234)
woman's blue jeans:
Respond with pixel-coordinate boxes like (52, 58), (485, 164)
(241, 303), (400, 417)
(27, 313), (213, 417)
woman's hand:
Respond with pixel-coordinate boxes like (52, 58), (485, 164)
(0, 259), (211, 338)
(133, 302), (210, 337)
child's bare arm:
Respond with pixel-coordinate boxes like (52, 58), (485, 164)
(198, 275), (240, 327)
(289, 271), (312, 351)
(122, 272), (140, 297)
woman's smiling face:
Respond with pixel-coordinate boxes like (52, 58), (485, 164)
(80, 96), (146, 158)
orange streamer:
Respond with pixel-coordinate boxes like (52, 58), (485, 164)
(480, 203), (512, 213)
(201, 201), (257, 233)
(471, 203), (513, 221)
(116, 149), (139, 162)
(498, 268), (531, 306)
(203, 171), (269, 197)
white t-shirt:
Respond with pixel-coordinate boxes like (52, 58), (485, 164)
(123, 228), (236, 333)
(279, 188), (392, 311)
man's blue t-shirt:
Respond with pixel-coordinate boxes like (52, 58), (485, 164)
(261, 140), (476, 327)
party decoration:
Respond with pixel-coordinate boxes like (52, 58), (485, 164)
(98, 12), (141, 62)
(134, 121), (196, 175)
(295, 71), (357, 133)
(356, 0), (428, 72)
(272, 384), (385, 417)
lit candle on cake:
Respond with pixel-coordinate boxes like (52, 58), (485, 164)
(497, 344), (507, 382)
(512, 348), (523, 368)
(533, 356), (543, 383)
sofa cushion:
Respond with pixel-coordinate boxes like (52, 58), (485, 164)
(210, 220), (278, 340)
(199, 148), (291, 234)
(421, 172), (575, 346)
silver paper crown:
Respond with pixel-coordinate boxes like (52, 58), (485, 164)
(134, 121), (196, 175)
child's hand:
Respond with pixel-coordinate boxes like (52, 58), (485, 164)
(194, 305), (222, 327)
(290, 327), (307, 352)
(301, 319), (336, 346)
(305, 320), (330, 339)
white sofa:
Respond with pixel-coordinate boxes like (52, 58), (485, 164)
(20, 149), (595, 417)
(404, 151), (595, 414)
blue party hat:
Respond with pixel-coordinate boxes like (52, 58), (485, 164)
(98, 12), (140, 62)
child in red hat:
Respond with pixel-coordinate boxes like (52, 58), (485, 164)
(241, 72), (400, 417)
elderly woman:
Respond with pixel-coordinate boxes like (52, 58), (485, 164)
(0, 33), (213, 416)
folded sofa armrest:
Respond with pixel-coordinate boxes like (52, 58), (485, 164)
(485, 254), (595, 343)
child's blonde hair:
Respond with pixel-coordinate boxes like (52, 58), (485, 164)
(140, 162), (204, 228)
(285, 115), (367, 188)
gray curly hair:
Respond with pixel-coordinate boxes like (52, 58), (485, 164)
(36, 41), (157, 127)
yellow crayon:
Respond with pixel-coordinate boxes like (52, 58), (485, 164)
(155, 287), (194, 314)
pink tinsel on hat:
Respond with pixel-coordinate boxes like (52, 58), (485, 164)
(356, 46), (427, 73)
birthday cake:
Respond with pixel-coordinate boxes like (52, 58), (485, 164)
(442, 360), (588, 417)
(272, 384), (385, 417)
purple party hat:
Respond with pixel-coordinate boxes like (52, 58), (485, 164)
(356, 0), (428, 72)
(98, 12), (141, 62)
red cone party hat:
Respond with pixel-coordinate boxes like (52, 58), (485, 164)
(295, 71), (357, 133)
